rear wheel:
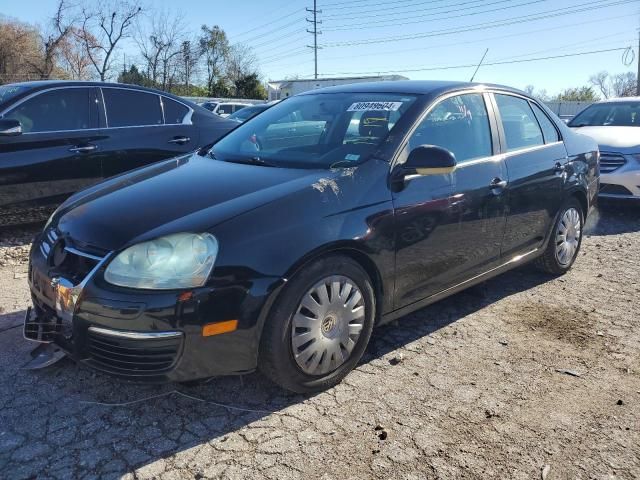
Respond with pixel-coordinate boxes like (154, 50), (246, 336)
(536, 198), (584, 275)
(259, 256), (375, 393)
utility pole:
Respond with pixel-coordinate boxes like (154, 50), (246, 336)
(306, 0), (322, 79)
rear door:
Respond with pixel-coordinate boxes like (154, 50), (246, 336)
(98, 88), (196, 179)
(491, 93), (565, 258)
(0, 87), (101, 226)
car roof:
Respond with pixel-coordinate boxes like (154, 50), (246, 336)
(0, 80), (199, 109)
(298, 80), (525, 97)
(593, 96), (640, 103)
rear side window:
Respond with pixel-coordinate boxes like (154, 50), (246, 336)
(408, 93), (492, 163)
(530, 102), (560, 143)
(5, 88), (92, 133)
(494, 94), (543, 151)
(162, 98), (189, 124)
(103, 89), (162, 127)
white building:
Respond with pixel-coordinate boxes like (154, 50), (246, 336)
(267, 75), (409, 101)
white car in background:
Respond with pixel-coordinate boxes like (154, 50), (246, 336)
(569, 98), (640, 201)
(200, 101), (251, 118)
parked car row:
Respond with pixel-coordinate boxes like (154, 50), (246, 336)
(0, 81), (237, 227)
(17, 79), (601, 393)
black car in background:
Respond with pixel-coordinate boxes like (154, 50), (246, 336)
(24, 81), (599, 392)
(0, 81), (235, 227)
(227, 103), (273, 123)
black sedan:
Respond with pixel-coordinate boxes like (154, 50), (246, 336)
(0, 81), (235, 227)
(24, 81), (599, 392)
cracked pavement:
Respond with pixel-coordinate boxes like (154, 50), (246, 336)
(0, 204), (639, 479)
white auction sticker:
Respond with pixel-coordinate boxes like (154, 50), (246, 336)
(347, 101), (403, 112)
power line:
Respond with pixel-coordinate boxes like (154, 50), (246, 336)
(323, 0), (509, 20)
(237, 17), (307, 46)
(324, 0), (548, 31)
(228, 4), (304, 40)
(315, 13), (630, 61)
(316, 47), (630, 76)
(320, 0), (637, 47)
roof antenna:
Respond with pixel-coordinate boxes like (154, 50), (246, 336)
(470, 48), (489, 82)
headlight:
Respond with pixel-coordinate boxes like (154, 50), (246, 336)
(104, 233), (219, 289)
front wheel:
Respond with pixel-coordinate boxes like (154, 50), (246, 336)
(259, 256), (375, 393)
(535, 198), (584, 275)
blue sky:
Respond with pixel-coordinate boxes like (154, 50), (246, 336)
(2, 0), (638, 95)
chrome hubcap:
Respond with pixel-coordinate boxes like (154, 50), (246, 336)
(555, 207), (581, 266)
(291, 275), (365, 376)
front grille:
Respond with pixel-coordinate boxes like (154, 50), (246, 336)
(85, 329), (182, 377)
(38, 228), (105, 284)
(599, 183), (634, 196)
(599, 152), (626, 173)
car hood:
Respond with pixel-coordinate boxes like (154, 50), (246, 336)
(55, 154), (333, 252)
(571, 126), (640, 152)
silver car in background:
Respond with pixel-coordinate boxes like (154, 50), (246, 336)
(569, 98), (640, 200)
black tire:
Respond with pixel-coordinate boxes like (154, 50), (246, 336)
(535, 197), (584, 275)
(259, 255), (376, 393)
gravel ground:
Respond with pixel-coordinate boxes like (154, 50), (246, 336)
(0, 204), (638, 480)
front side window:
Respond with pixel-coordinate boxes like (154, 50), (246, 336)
(494, 94), (544, 151)
(162, 98), (189, 124)
(408, 93), (492, 163)
(103, 89), (162, 128)
(212, 93), (418, 169)
(568, 101), (640, 127)
(4, 88), (92, 133)
(531, 102), (560, 143)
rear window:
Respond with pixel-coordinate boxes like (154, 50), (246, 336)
(217, 104), (234, 115)
(162, 98), (189, 124)
(494, 94), (544, 151)
(103, 88), (163, 127)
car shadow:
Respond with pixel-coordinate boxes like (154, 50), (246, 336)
(585, 203), (640, 236)
(0, 263), (555, 478)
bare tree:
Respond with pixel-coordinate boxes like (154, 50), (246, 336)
(0, 18), (42, 83)
(225, 43), (257, 88)
(59, 27), (96, 79)
(589, 70), (637, 98)
(589, 71), (611, 99)
(199, 25), (229, 96)
(611, 72), (636, 97)
(136, 9), (186, 89)
(29, 0), (75, 79)
(76, 1), (143, 81)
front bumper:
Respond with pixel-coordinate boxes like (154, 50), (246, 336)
(598, 154), (640, 200)
(25, 230), (284, 382)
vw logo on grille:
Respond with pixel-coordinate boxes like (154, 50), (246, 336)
(48, 237), (67, 267)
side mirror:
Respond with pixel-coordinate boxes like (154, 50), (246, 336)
(391, 145), (456, 191)
(0, 119), (22, 137)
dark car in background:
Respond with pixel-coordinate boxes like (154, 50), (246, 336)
(24, 81), (598, 392)
(0, 81), (235, 227)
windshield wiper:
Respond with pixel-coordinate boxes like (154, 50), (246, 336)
(222, 156), (277, 167)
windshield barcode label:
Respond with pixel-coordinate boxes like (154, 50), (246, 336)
(347, 101), (403, 112)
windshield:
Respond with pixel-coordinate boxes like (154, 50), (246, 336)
(228, 105), (266, 122)
(0, 84), (30, 107)
(569, 101), (640, 127)
(212, 92), (418, 169)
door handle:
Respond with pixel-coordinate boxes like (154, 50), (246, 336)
(168, 136), (191, 145)
(69, 144), (97, 153)
(554, 162), (566, 174)
(490, 178), (508, 190)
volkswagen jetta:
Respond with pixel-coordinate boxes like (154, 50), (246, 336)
(24, 81), (599, 392)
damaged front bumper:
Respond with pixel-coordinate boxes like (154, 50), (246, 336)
(25, 228), (284, 383)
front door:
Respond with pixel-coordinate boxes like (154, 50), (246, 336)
(491, 93), (565, 258)
(392, 92), (507, 308)
(0, 87), (102, 226)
